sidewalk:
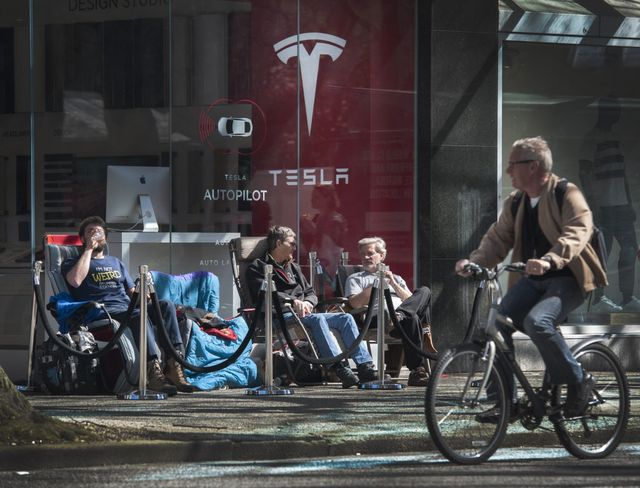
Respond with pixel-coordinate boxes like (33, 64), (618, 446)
(2, 371), (639, 471)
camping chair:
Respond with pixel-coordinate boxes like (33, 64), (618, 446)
(334, 263), (406, 377)
(229, 236), (324, 385)
(42, 234), (139, 394)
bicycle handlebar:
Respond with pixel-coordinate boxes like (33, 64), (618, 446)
(463, 261), (526, 280)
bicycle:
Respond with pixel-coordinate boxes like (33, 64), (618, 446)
(424, 262), (630, 464)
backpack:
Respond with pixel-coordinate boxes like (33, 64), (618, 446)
(272, 340), (324, 386)
(39, 321), (139, 395)
(40, 330), (102, 395)
(510, 178), (608, 277)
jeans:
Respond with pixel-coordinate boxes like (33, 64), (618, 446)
(113, 299), (183, 361)
(498, 275), (585, 390)
(301, 313), (372, 365)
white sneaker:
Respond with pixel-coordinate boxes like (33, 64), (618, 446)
(622, 296), (640, 313)
(592, 295), (623, 313)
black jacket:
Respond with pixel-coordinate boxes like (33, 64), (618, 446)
(246, 254), (318, 308)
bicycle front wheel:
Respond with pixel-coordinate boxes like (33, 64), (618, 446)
(425, 344), (509, 464)
(553, 343), (630, 459)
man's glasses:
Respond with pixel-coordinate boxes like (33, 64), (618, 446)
(283, 239), (297, 249)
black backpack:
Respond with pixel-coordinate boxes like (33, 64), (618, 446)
(510, 179), (608, 276)
(40, 330), (102, 395)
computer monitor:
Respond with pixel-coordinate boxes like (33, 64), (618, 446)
(105, 165), (170, 232)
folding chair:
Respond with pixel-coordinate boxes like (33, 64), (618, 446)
(42, 234), (139, 393)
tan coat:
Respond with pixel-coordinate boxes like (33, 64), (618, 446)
(469, 174), (608, 294)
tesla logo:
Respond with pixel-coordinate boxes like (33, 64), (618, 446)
(274, 33), (346, 135)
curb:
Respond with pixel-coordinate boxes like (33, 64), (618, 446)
(3, 426), (639, 472)
(0, 436), (432, 472)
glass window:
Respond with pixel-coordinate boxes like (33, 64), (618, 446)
(503, 40), (640, 317)
(0, 0), (417, 303)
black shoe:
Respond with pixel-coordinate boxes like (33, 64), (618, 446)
(475, 404), (519, 424)
(333, 365), (359, 389)
(564, 373), (596, 418)
(356, 362), (391, 383)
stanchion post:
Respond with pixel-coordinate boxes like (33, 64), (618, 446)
(308, 251), (317, 290)
(246, 264), (293, 396)
(20, 261), (43, 393)
(138, 266), (148, 395)
(264, 265), (274, 389)
(376, 264), (386, 383)
(340, 251), (349, 266)
(118, 265), (167, 400)
(359, 263), (404, 390)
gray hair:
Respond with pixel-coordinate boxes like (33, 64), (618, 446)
(358, 236), (387, 258)
(512, 136), (553, 174)
(267, 225), (295, 251)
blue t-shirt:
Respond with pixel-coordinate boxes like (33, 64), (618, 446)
(61, 255), (134, 313)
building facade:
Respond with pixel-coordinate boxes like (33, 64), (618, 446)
(1, 0), (639, 381)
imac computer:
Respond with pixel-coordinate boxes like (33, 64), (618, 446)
(105, 165), (170, 232)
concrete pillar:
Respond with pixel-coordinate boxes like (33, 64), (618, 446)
(417, 0), (499, 348)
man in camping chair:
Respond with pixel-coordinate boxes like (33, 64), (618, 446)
(62, 215), (194, 395)
(246, 225), (381, 388)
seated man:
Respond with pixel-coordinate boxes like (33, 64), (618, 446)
(246, 225), (381, 388)
(63, 216), (194, 395)
(345, 236), (436, 387)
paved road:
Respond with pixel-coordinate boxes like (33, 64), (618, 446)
(2, 444), (640, 487)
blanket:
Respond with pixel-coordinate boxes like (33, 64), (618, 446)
(151, 271), (219, 314)
(183, 315), (260, 390)
(48, 292), (102, 334)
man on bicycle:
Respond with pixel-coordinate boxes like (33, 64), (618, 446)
(455, 136), (607, 419)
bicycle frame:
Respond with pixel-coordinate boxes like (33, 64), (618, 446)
(464, 263), (554, 419)
(468, 263), (614, 422)
(479, 309), (550, 418)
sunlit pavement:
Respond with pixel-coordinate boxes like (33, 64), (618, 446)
(2, 371), (638, 472)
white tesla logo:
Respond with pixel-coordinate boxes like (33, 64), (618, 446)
(274, 32), (346, 135)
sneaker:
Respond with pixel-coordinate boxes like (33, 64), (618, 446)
(165, 356), (196, 393)
(564, 372), (596, 418)
(475, 404), (519, 424)
(407, 366), (429, 387)
(147, 359), (178, 397)
(622, 296), (640, 313)
(592, 295), (623, 313)
(332, 364), (359, 389)
(356, 362), (391, 383)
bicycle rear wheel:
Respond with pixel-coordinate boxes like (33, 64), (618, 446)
(553, 343), (629, 459)
(425, 344), (509, 464)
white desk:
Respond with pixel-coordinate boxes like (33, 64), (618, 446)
(108, 232), (240, 318)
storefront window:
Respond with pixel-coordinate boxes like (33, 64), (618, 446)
(502, 40), (640, 317)
(0, 0), (416, 288)
(0, 3), (30, 266)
